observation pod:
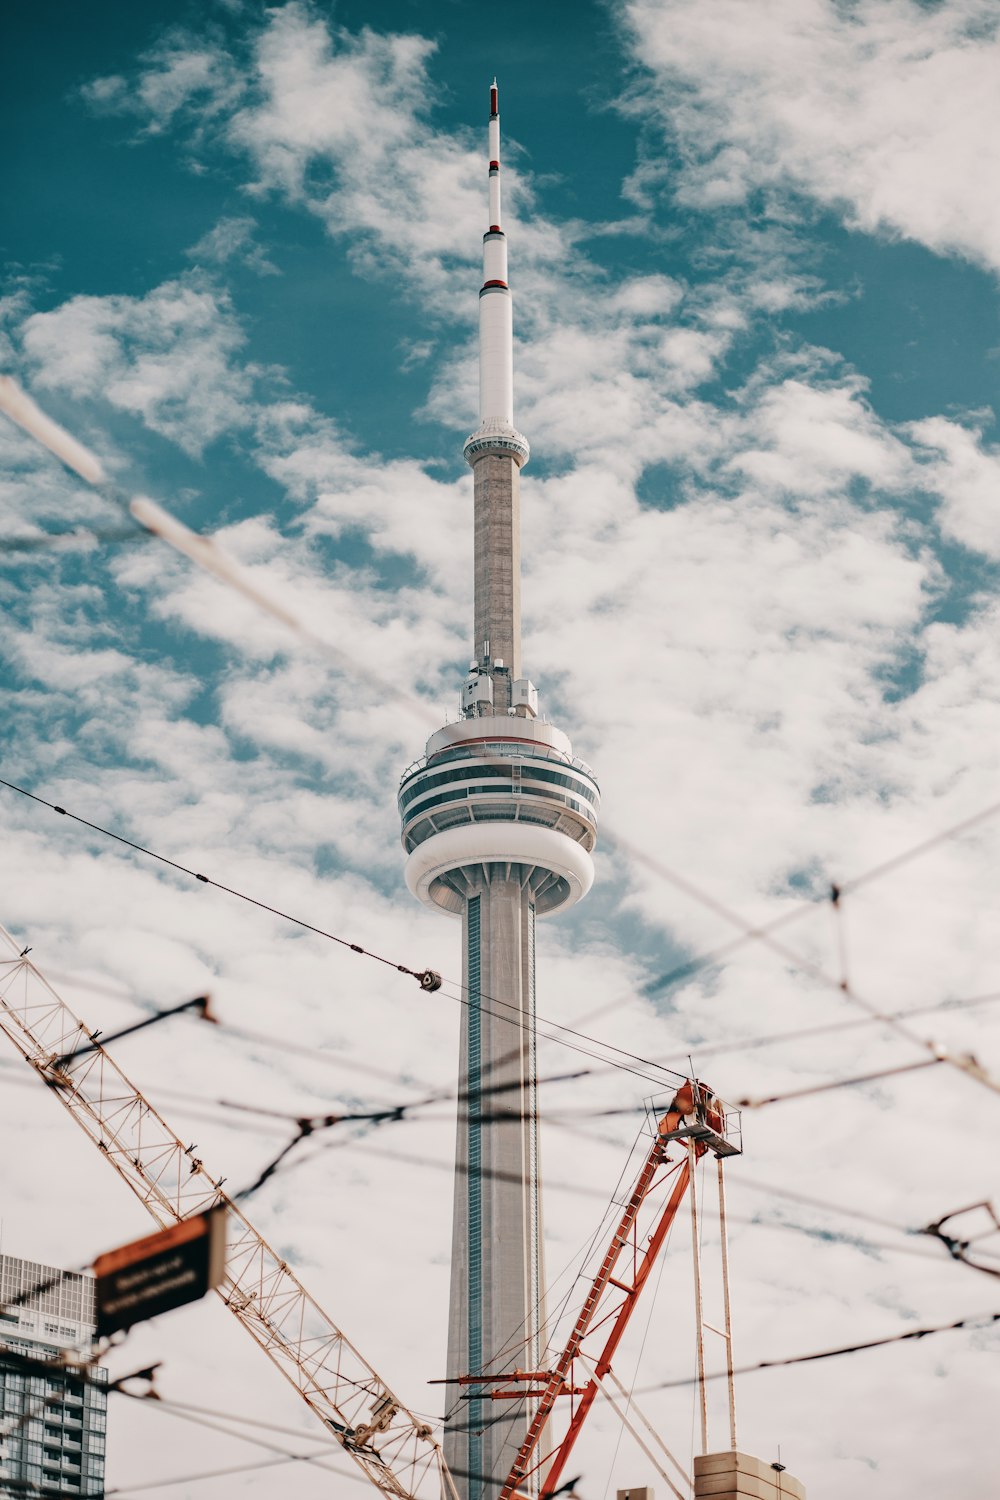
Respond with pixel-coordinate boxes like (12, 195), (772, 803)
(399, 718), (600, 918)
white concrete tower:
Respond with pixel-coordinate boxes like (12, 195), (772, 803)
(399, 83), (600, 1500)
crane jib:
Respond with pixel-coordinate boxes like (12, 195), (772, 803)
(0, 924), (455, 1500)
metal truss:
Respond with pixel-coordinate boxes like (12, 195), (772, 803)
(0, 925), (456, 1500)
(487, 1081), (740, 1500)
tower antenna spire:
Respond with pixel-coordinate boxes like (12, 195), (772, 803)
(463, 77), (531, 710)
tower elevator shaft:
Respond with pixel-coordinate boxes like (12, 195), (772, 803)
(445, 872), (544, 1497)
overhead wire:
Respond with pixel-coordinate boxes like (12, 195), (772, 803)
(583, 794), (1000, 1020)
(0, 777), (440, 992)
(721, 1211), (951, 1267)
(230, 1063), (588, 1201)
(5, 381), (1000, 1111)
(3, 992), (981, 1282)
(734, 1054), (946, 1108)
(10, 929), (998, 1204)
(630, 1308), (1000, 1395)
(0, 948), (989, 1266)
(6, 1039), (981, 1273)
(920, 1203), (1000, 1280)
(108, 1385), (363, 1490)
(18, 963), (443, 1095)
(105, 1453), (340, 1496)
(111, 1386), (555, 1500)
(16, 383), (991, 1103)
(624, 877), (1000, 1099)
(0, 798), (688, 1092)
(4, 381), (1000, 1488)
(650, 989), (1000, 1072)
(10, 948), (1000, 1118)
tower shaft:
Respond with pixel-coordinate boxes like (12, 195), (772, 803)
(445, 873), (543, 1497)
(473, 453), (521, 706)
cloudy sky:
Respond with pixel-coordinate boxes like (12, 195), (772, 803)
(2, 1), (999, 1496)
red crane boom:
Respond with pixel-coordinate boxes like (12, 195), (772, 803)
(484, 1080), (739, 1500)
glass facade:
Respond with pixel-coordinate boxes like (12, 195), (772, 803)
(0, 1256), (108, 1497)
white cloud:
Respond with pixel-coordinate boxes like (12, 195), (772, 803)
(81, 38), (241, 134)
(622, 0), (1000, 273)
(186, 215), (281, 277)
(909, 414), (1000, 559)
(725, 366), (914, 497)
(20, 277), (256, 455)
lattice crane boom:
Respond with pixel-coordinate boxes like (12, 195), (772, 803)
(486, 1080), (740, 1500)
(0, 925), (456, 1500)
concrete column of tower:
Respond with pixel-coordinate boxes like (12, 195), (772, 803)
(444, 872), (543, 1497)
(473, 453), (521, 709)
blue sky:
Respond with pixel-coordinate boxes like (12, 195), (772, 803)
(2, 3), (1000, 1498)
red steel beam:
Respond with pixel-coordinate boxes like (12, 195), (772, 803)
(498, 1081), (714, 1500)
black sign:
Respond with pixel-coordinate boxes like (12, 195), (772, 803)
(93, 1207), (227, 1337)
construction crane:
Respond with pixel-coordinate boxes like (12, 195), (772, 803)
(453, 1080), (741, 1500)
(0, 924), (457, 1500)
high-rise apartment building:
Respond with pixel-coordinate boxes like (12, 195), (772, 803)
(0, 1254), (108, 1497)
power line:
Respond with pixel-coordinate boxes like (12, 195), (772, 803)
(18, 385), (986, 1104)
(655, 989), (1000, 1071)
(230, 1064), (588, 1201)
(722, 1211), (949, 1267)
(5, 384), (999, 1491)
(735, 1054), (945, 1108)
(633, 879), (1000, 1099)
(20, 965), (443, 1096)
(0, 775), (441, 992)
(1, 948), (983, 1266)
(4, 1039), (979, 1266)
(921, 1203), (1000, 1280)
(6, 377), (999, 1105)
(733, 1172), (929, 1239)
(105, 1452), (338, 1496)
(107, 1388), (576, 1500)
(434, 973), (685, 1089)
(10, 744), (997, 1113)
(600, 797), (1000, 1014)
(107, 1386), (362, 1492)
(631, 1309), (1000, 1395)
(0, 1262), (89, 1319)
(839, 802), (1000, 897)
(53, 993), (216, 1067)
(16, 952), (1000, 1119)
(0, 793), (687, 1093)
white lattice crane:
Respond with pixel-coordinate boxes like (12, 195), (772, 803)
(0, 923), (457, 1500)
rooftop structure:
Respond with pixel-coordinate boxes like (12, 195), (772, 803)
(399, 82), (600, 1500)
(0, 1253), (108, 1498)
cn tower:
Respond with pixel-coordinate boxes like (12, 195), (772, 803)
(399, 83), (601, 1499)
